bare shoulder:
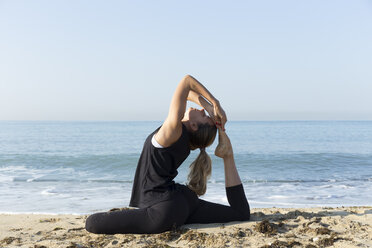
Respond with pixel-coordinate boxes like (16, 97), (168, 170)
(154, 119), (183, 148)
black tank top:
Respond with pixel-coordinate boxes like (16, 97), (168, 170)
(129, 124), (191, 208)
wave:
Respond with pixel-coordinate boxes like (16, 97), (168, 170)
(2, 152), (372, 163)
(238, 178), (370, 184)
(40, 187), (71, 197)
(6, 177), (370, 184)
(0, 211), (83, 215)
(0, 153), (140, 170)
(13, 178), (134, 183)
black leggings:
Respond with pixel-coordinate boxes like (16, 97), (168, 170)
(85, 184), (250, 234)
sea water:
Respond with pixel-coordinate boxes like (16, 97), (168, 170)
(0, 121), (371, 214)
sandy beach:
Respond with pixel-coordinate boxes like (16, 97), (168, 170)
(0, 206), (371, 248)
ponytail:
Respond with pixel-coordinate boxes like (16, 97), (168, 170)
(187, 148), (212, 196)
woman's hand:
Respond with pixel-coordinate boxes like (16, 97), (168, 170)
(213, 101), (227, 131)
(204, 100), (227, 131)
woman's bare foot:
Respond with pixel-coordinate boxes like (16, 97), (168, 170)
(214, 129), (233, 158)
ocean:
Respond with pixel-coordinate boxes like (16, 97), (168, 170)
(0, 121), (371, 214)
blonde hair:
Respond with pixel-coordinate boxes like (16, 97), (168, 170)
(187, 123), (217, 196)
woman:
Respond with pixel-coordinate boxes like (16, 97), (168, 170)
(85, 75), (250, 234)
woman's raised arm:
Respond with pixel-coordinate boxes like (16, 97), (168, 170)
(156, 75), (221, 147)
(166, 75), (219, 127)
(185, 76), (227, 130)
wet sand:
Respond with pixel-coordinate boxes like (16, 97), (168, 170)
(1, 206), (371, 248)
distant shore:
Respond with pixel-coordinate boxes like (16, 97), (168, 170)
(1, 206), (371, 247)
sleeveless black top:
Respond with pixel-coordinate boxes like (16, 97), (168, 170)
(129, 124), (191, 208)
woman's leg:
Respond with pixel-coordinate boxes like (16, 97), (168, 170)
(185, 183), (250, 224)
(186, 130), (250, 224)
(85, 192), (192, 234)
(215, 130), (242, 187)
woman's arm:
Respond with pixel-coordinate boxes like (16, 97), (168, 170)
(186, 75), (219, 107)
(215, 129), (241, 187)
(156, 75), (220, 147)
(187, 75), (227, 129)
(184, 75), (227, 130)
(186, 87), (227, 131)
(187, 90), (214, 119)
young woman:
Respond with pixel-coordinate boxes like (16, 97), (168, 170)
(85, 75), (250, 234)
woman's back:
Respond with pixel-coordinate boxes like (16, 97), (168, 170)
(129, 124), (190, 208)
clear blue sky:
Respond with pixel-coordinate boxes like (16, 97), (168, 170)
(1, 0), (371, 121)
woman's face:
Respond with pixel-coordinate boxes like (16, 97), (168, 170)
(187, 107), (214, 126)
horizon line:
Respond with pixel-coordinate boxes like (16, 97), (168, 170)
(1, 119), (372, 122)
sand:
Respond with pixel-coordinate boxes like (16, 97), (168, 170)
(0, 206), (371, 248)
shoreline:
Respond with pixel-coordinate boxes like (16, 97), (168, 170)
(0, 203), (372, 216)
(1, 204), (371, 216)
(1, 206), (371, 248)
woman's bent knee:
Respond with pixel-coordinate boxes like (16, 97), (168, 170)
(242, 210), (251, 221)
(85, 213), (107, 234)
(240, 207), (250, 221)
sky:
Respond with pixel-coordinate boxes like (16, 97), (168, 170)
(1, 0), (371, 121)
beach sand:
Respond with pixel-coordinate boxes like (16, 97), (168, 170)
(0, 206), (371, 248)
